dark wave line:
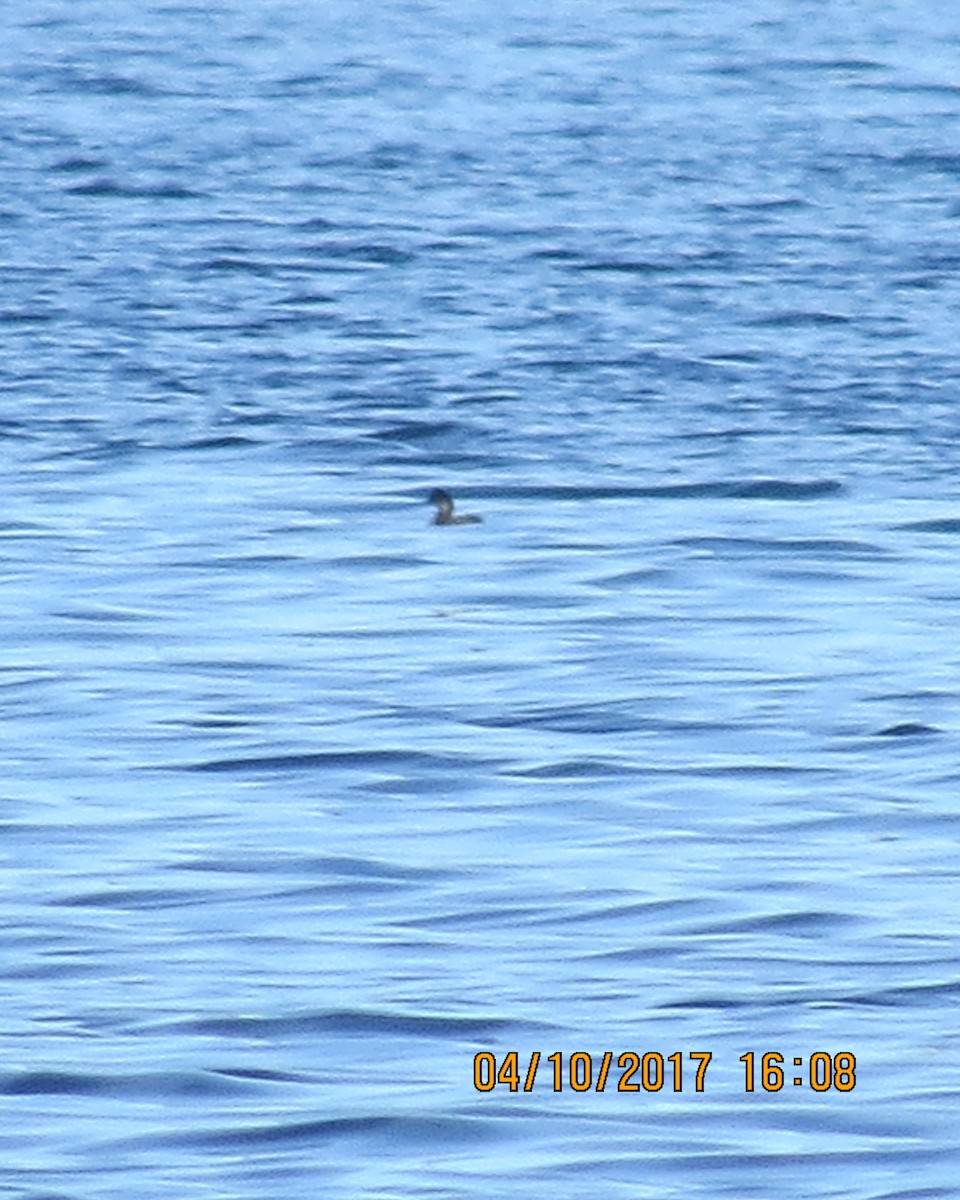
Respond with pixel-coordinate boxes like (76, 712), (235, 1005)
(183, 1010), (522, 1039)
(408, 479), (842, 502)
(180, 749), (480, 773)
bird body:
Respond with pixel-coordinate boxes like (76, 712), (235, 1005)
(428, 488), (482, 526)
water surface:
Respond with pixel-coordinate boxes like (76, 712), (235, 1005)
(3, 1), (960, 1196)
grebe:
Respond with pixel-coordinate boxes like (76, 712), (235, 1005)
(428, 488), (482, 526)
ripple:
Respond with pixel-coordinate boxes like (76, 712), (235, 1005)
(180, 749), (485, 774)
(180, 1010), (522, 1040)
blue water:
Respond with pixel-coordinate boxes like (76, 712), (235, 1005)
(3, 1), (960, 1195)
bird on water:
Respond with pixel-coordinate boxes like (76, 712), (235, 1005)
(428, 488), (482, 526)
